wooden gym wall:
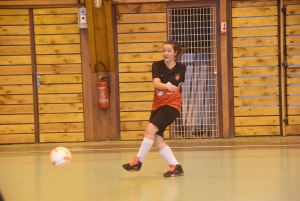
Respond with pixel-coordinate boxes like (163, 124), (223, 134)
(0, 9), (35, 143)
(86, 0), (231, 140)
(232, 0), (280, 136)
(0, 3), (87, 143)
(283, 0), (300, 135)
(232, 0), (300, 136)
(0, 0), (78, 6)
(34, 8), (84, 142)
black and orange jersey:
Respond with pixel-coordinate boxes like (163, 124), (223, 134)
(151, 60), (186, 112)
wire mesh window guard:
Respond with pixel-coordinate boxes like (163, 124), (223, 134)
(168, 7), (219, 138)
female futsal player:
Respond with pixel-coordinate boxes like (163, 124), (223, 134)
(122, 40), (186, 177)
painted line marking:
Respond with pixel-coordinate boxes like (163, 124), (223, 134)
(1, 143), (300, 154)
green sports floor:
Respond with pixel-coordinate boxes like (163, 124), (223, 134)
(0, 137), (300, 201)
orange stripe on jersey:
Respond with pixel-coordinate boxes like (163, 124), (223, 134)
(152, 87), (182, 112)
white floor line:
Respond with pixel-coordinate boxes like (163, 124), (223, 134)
(1, 143), (300, 154)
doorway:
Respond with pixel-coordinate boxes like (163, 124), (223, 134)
(167, 6), (219, 138)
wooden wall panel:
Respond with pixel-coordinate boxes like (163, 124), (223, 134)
(0, 9), (35, 144)
(0, 26), (30, 35)
(34, 8), (84, 142)
(0, 105), (34, 114)
(120, 102), (152, 111)
(0, 134), (34, 144)
(0, 0), (78, 6)
(0, 36), (30, 45)
(38, 84), (83, 93)
(0, 46), (31, 55)
(233, 77), (278, 86)
(233, 67), (278, 76)
(0, 56), (31, 65)
(287, 96), (300, 104)
(232, 16), (278, 27)
(119, 82), (153, 92)
(117, 3), (167, 140)
(34, 8), (78, 14)
(0, 95), (33, 104)
(232, 37), (278, 47)
(235, 126), (280, 136)
(120, 121), (148, 130)
(40, 123), (84, 132)
(0, 114), (34, 124)
(35, 34), (80, 45)
(37, 64), (82, 74)
(234, 106), (279, 116)
(118, 33), (167, 43)
(285, 3), (300, 135)
(233, 57), (278, 66)
(38, 94), (83, 103)
(119, 72), (152, 82)
(234, 87), (278, 96)
(0, 66), (32, 75)
(0, 16), (29, 25)
(39, 133), (84, 142)
(118, 3), (165, 13)
(118, 43), (164, 53)
(0, 85), (33, 94)
(119, 0), (166, 2)
(119, 63), (152, 72)
(120, 111), (150, 121)
(287, 35), (300, 45)
(234, 96), (279, 107)
(118, 13), (166, 23)
(235, 116), (279, 126)
(39, 74), (82, 84)
(286, 125), (300, 135)
(117, 23), (166, 33)
(0, 124), (34, 134)
(34, 15), (78, 24)
(232, 0), (280, 137)
(35, 44), (80, 54)
(34, 24), (79, 35)
(232, 6), (277, 17)
(0, 75), (32, 85)
(286, 15), (300, 24)
(39, 103), (83, 113)
(118, 52), (162, 62)
(120, 92), (153, 101)
(232, 27), (277, 37)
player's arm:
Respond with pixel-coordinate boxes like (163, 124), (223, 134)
(153, 78), (178, 92)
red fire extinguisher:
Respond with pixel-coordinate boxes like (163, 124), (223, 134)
(98, 76), (110, 109)
(95, 62), (110, 109)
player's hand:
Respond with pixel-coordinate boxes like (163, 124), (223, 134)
(166, 84), (178, 92)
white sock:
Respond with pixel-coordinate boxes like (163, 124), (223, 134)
(159, 146), (179, 165)
(137, 137), (154, 162)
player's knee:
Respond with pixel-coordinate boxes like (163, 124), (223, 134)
(145, 123), (158, 136)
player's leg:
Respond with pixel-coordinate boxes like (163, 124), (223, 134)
(122, 105), (183, 175)
(122, 123), (158, 172)
(153, 105), (184, 177)
(155, 134), (184, 177)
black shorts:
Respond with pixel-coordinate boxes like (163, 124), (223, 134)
(149, 105), (180, 137)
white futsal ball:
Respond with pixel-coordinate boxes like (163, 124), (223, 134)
(50, 147), (72, 167)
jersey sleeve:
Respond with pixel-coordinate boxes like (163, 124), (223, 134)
(152, 61), (161, 79)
